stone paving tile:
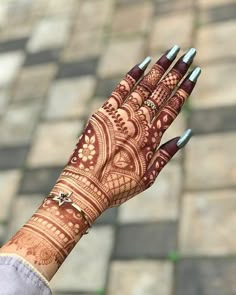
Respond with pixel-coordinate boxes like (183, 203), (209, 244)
(5, 194), (45, 241)
(0, 90), (9, 116)
(111, 2), (153, 35)
(189, 105), (236, 134)
(0, 25), (32, 43)
(54, 292), (96, 295)
(192, 63), (236, 109)
(0, 1), (45, 41)
(27, 121), (83, 167)
(45, 0), (79, 17)
(75, 0), (114, 32)
(0, 101), (42, 147)
(95, 77), (121, 98)
(200, 2), (236, 25)
(95, 207), (118, 225)
(116, 0), (144, 5)
(19, 167), (63, 195)
(27, 17), (72, 53)
(97, 37), (145, 78)
(50, 226), (114, 293)
(179, 190), (236, 256)
(86, 97), (106, 118)
(12, 63), (56, 102)
(185, 133), (236, 190)
(149, 12), (194, 53)
(0, 37), (28, 52)
(0, 51), (24, 87)
(198, 0), (233, 9)
(57, 58), (98, 79)
(176, 258), (236, 295)
(5, 0), (46, 22)
(0, 2), (8, 27)
(0, 146), (28, 170)
(196, 21), (236, 64)
(154, 0), (193, 15)
(24, 49), (60, 66)
(44, 76), (96, 120)
(114, 222), (177, 259)
(0, 223), (5, 246)
(107, 260), (173, 295)
(0, 170), (21, 223)
(63, 29), (104, 62)
(119, 162), (182, 223)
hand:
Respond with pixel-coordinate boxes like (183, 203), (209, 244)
(53, 45), (201, 224)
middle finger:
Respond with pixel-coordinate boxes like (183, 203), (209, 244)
(139, 48), (197, 124)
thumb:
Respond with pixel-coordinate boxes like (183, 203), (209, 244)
(143, 129), (193, 188)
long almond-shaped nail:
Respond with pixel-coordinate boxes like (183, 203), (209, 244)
(182, 48), (197, 64)
(177, 129), (193, 148)
(189, 67), (201, 82)
(138, 56), (152, 70)
(166, 45), (180, 61)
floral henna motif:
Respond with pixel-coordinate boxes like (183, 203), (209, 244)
(0, 48), (200, 283)
(54, 49), (199, 224)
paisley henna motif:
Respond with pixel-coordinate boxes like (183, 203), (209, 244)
(57, 54), (198, 224)
(0, 48), (200, 282)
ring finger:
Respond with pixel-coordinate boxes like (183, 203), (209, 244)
(139, 48), (197, 124)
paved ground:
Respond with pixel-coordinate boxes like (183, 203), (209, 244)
(0, 0), (236, 294)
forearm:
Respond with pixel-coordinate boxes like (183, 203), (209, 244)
(0, 178), (92, 282)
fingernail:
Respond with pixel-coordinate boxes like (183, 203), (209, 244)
(138, 56), (152, 70)
(182, 48), (197, 64)
(189, 66), (201, 82)
(166, 45), (180, 61)
(177, 129), (193, 148)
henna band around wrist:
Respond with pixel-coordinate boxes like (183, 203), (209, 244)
(47, 191), (92, 234)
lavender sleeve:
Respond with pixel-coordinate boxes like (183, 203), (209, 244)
(0, 254), (52, 295)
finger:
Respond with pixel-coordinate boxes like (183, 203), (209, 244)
(122, 45), (180, 112)
(140, 48), (197, 124)
(102, 57), (151, 111)
(143, 129), (192, 188)
(152, 67), (201, 134)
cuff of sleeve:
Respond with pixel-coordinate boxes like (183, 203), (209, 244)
(0, 253), (51, 292)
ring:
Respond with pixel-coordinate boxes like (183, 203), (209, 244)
(144, 99), (157, 111)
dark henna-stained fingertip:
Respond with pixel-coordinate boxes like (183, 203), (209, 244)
(159, 137), (179, 157)
(128, 65), (144, 80)
(129, 56), (152, 80)
(160, 129), (193, 158)
(172, 48), (197, 75)
(181, 67), (202, 94)
(156, 45), (180, 69)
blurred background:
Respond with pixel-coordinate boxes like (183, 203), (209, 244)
(0, 0), (236, 294)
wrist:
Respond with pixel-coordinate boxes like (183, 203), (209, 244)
(55, 166), (111, 224)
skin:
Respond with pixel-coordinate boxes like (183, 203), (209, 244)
(0, 47), (198, 283)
